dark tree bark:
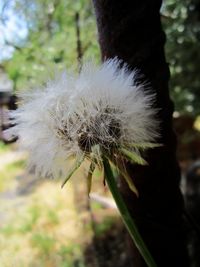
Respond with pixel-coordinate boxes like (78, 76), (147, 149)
(75, 12), (83, 68)
(92, 1), (189, 266)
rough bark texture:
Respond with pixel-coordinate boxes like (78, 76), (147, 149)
(92, 1), (189, 266)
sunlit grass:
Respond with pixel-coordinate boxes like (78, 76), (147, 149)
(0, 160), (25, 192)
(0, 144), (120, 267)
(0, 180), (86, 266)
(0, 141), (9, 154)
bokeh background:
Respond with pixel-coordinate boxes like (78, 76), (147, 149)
(0, 0), (200, 266)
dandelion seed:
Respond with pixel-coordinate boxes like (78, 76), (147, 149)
(8, 59), (159, 193)
(6, 59), (160, 267)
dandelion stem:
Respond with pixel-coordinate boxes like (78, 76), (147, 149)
(102, 156), (157, 267)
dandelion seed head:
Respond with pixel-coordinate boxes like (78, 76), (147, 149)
(9, 59), (159, 178)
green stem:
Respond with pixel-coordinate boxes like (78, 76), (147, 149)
(103, 156), (157, 267)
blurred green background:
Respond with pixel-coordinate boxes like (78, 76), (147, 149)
(0, 141), (126, 267)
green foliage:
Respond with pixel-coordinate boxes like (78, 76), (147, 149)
(19, 205), (41, 233)
(2, 0), (100, 91)
(162, 0), (200, 115)
(0, 141), (9, 154)
(2, 0), (200, 115)
(95, 216), (116, 237)
(31, 232), (56, 256)
(0, 159), (24, 192)
(10, 159), (26, 168)
(47, 209), (59, 225)
(1, 225), (16, 236)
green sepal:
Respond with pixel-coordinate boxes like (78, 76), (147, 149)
(120, 167), (139, 197)
(91, 144), (103, 170)
(61, 155), (85, 188)
(87, 160), (96, 196)
(108, 157), (139, 197)
(120, 148), (148, 165)
(127, 142), (162, 150)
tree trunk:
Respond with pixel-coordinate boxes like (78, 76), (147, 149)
(75, 12), (83, 68)
(92, 1), (189, 266)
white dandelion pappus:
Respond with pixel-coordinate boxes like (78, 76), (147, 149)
(9, 59), (159, 189)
